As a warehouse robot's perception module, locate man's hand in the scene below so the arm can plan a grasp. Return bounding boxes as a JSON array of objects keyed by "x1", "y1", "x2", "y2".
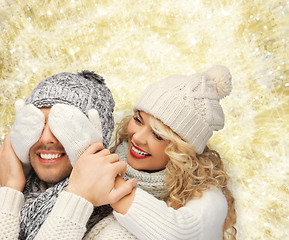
[
  {"x1": 66, "y1": 142, "x2": 137, "y2": 206},
  {"x1": 0, "y1": 133, "x2": 25, "y2": 191}
]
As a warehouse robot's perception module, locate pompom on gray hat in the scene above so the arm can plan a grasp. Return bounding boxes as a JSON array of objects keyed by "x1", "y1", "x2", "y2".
[
  {"x1": 134, "y1": 65, "x2": 232, "y2": 154},
  {"x1": 26, "y1": 70, "x2": 115, "y2": 148}
]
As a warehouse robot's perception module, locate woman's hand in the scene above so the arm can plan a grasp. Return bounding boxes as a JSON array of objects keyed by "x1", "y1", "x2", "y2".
[
  {"x1": 66, "y1": 142, "x2": 137, "y2": 206},
  {"x1": 110, "y1": 176, "x2": 137, "y2": 215},
  {"x1": 0, "y1": 133, "x2": 26, "y2": 192}
]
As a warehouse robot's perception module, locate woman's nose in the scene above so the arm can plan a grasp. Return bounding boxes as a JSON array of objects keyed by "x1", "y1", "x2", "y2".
[{"x1": 132, "y1": 126, "x2": 149, "y2": 146}]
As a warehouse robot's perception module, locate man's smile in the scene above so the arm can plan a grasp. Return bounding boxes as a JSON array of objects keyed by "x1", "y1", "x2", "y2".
[{"x1": 37, "y1": 151, "x2": 66, "y2": 164}]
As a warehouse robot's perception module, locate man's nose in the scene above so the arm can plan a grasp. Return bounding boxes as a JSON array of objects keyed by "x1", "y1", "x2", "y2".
[{"x1": 38, "y1": 123, "x2": 59, "y2": 145}]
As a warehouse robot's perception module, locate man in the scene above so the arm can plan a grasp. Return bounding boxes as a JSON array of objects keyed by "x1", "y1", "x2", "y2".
[{"x1": 0, "y1": 71, "x2": 134, "y2": 239}]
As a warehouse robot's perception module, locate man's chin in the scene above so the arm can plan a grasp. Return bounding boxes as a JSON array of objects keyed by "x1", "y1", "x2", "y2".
[
  {"x1": 30, "y1": 157, "x2": 73, "y2": 187},
  {"x1": 38, "y1": 174, "x2": 69, "y2": 187},
  {"x1": 33, "y1": 168, "x2": 71, "y2": 187}
]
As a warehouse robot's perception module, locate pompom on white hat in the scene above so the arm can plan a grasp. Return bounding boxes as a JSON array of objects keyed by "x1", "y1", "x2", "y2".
[{"x1": 134, "y1": 65, "x2": 232, "y2": 154}]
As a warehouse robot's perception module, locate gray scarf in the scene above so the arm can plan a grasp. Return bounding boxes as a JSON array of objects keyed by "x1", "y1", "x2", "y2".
[
  {"x1": 19, "y1": 171, "x2": 112, "y2": 240},
  {"x1": 19, "y1": 141, "x2": 167, "y2": 239},
  {"x1": 115, "y1": 141, "x2": 169, "y2": 200}
]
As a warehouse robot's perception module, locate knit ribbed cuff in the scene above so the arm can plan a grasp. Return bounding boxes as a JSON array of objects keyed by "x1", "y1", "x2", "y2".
[
  {"x1": 0, "y1": 187, "x2": 24, "y2": 216},
  {"x1": 50, "y1": 191, "x2": 94, "y2": 226},
  {"x1": 113, "y1": 188, "x2": 202, "y2": 239}
]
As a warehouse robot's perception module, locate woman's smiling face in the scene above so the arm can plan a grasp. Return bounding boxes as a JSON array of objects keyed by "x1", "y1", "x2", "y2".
[{"x1": 126, "y1": 111, "x2": 170, "y2": 172}]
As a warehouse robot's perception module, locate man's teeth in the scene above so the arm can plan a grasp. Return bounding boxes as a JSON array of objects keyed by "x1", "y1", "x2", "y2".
[
  {"x1": 132, "y1": 145, "x2": 150, "y2": 156},
  {"x1": 40, "y1": 153, "x2": 62, "y2": 160}
]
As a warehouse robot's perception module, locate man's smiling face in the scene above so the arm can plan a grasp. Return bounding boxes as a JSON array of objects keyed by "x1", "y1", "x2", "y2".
[{"x1": 29, "y1": 108, "x2": 72, "y2": 187}]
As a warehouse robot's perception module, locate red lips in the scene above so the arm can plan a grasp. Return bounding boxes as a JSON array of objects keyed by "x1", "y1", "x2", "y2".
[{"x1": 130, "y1": 141, "x2": 151, "y2": 159}]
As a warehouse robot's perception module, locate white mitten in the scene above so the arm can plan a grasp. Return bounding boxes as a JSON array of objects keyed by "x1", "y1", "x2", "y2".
[
  {"x1": 10, "y1": 99, "x2": 45, "y2": 167},
  {"x1": 48, "y1": 104, "x2": 103, "y2": 166}
]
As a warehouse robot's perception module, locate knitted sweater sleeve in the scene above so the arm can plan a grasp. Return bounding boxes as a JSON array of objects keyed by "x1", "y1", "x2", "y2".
[
  {"x1": 0, "y1": 187, "x2": 24, "y2": 239},
  {"x1": 34, "y1": 191, "x2": 94, "y2": 240},
  {"x1": 113, "y1": 187, "x2": 228, "y2": 240}
]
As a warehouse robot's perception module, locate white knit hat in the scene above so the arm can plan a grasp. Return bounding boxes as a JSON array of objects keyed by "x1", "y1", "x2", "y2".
[{"x1": 133, "y1": 65, "x2": 232, "y2": 154}]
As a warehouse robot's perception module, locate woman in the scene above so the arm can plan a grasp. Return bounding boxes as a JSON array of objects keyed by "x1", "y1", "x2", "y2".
[{"x1": 85, "y1": 65, "x2": 237, "y2": 239}]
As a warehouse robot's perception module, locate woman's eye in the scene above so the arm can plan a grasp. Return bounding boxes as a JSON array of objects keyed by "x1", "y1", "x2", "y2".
[
  {"x1": 153, "y1": 132, "x2": 163, "y2": 141},
  {"x1": 133, "y1": 116, "x2": 142, "y2": 124}
]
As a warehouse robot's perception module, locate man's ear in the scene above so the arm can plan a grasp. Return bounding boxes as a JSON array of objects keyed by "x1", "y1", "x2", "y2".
[{"x1": 88, "y1": 109, "x2": 103, "y2": 139}]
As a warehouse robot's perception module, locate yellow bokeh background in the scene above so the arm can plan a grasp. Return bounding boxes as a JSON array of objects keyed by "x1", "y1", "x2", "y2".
[{"x1": 0, "y1": 1, "x2": 288, "y2": 239}]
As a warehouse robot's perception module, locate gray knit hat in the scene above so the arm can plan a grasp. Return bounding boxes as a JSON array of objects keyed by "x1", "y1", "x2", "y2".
[
  {"x1": 26, "y1": 70, "x2": 115, "y2": 148},
  {"x1": 134, "y1": 65, "x2": 232, "y2": 154}
]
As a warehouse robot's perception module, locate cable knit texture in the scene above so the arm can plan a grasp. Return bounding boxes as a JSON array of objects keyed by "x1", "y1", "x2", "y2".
[
  {"x1": 0, "y1": 142, "x2": 227, "y2": 239},
  {"x1": 34, "y1": 191, "x2": 94, "y2": 240},
  {"x1": 113, "y1": 187, "x2": 228, "y2": 240},
  {"x1": 0, "y1": 187, "x2": 24, "y2": 239},
  {"x1": 84, "y1": 214, "x2": 137, "y2": 239},
  {"x1": 134, "y1": 65, "x2": 232, "y2": 154},
  {"x1": 88, "y1": 142, "x2": 228, "y2": 240}
]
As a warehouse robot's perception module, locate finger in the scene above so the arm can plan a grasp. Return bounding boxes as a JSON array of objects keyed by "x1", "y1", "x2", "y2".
[
  {"x1": 108, "y1": 179, "x2": 137, "y2": 203},
  {"x1": 113, "y1": 161, "x2": 127, "y2": 177},
  {"x1": 94, "y1": 148, "x2": 111, "y2": 157},
  {"x1": 85, "y1": 142, "x2": 104, "y2": 154},
  {"x1": 105, "y1": 153, "x2": 119, "y2": 163}
]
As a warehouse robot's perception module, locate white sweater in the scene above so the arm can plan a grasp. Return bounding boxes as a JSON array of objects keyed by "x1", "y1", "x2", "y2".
[
  {"x1": 0, "y1": 185, "x2": 227, "y2": 239},
  {"x1": 0, "y1": 187, "x2": 94, "y2": 239},
  {"x1": 0, "y1": 187, "x2": 24, "y2": 239},
  {"x1": 86, "y1": 186, "x2": 228, "y2": 240},
  {"x1": 113, "y1": 187, "x2": 227, "y2": 240}
]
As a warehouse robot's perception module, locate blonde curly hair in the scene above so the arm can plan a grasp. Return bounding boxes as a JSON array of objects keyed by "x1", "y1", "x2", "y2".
[{"x1": 111, "y1": 113, "x2": 237, "y2": 240}]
